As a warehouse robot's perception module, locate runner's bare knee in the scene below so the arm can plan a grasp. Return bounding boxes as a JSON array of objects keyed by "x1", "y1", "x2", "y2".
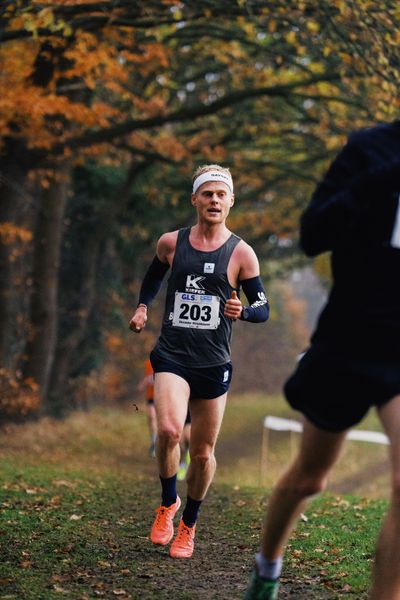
[
  {"x1": 278, "y1": 463, "x2": 328, "y2": 498},
  {"x1": 190, "y1": 448, "x2": 215, "y2": 471},
  {"x1": 157, "y1": 424, "x2": 182, "y2": 447}
]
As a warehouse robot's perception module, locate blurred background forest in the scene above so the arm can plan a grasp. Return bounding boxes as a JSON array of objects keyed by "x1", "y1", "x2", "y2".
[{"x1": 0, "y1": 0, "x2": 399, "y2": 421}]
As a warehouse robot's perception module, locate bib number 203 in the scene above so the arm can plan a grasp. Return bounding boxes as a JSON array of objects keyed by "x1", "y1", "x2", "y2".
[
  {"x1": 179, "y1": 303, "x2": 211, "y2": 322},
  {"x1": 172, "y1": 292, "x2": 220, "y2": 329}
]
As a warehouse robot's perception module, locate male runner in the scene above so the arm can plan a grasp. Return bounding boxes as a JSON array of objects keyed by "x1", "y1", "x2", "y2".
[
  {"x1": 129, "y1": 164, "x2": 269, "y2": 558},
  {"x1": 244, "y1": 120, "x2": 400, "y2": 599}
]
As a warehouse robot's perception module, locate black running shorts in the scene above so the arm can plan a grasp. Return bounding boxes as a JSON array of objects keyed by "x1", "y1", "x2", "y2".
[
  {"x1": 150, "y1": 351, "x2": 232, "y2": 400},
  {"x1": 284, "y1": 343, "x2": 400, "y2": 432}
]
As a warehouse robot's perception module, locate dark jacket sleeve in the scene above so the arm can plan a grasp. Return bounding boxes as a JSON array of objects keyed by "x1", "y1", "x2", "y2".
[
  {"x1": 300, "y1": 130, "x2": 400, "y2": 257},
  {"x1": 300, "y1": 135, "x2": 367, "y2": 256}
]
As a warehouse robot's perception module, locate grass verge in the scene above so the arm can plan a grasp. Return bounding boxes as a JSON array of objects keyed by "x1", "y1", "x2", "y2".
[{"x1": 0, "y1": 400, "x2": 389, "y2": 599}]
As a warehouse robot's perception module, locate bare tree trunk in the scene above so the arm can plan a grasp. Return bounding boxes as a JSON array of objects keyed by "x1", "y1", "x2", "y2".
[
  {"x1": 47, "y1": 228, "x2": 100, "y2": 411},
  {"x1": 0, "y1": 178, "x2": 18, "y2": 369},
  {"x1": 0, "y1": 150, "x2": 34, "y2": 369},
  {"x1": 21, "y1": 165, "x2": 70, "y2": 401},
  {"x1": 47, "y1": 159, "x2": 150, "y2": 409}
]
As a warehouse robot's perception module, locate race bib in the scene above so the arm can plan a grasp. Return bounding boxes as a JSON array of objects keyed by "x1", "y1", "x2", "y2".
[
  {"x1": 390, "y1": 194, "x2": 400, "y2": 249},
  {"x1": 172, "y1": 292, "x2": 220, "y2": 329}
]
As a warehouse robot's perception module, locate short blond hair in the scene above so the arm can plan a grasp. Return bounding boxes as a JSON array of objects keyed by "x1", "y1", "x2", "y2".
[{"x1": 192, "y1": 164, "x2": 232, "y2": 184}]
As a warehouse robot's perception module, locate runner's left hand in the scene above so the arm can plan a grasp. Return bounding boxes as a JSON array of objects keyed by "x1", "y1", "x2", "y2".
[{"x1": 224, "y1": 290, "x2": 242, "y2": 321}]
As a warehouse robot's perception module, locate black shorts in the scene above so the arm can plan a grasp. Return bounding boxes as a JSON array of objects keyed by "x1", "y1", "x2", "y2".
[
  {"x1": 284, "y1": 343, "x2": 400, "y2": 432},
  {"x1": 146, "y1": 398, "x2": 154, "y2": 406},
  {"x1": 150, "y1": 351, "x2": 233, "y2": 400}
]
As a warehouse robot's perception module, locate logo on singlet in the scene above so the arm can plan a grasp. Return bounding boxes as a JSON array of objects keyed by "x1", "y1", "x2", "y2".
[{"x1": 186, "y1": 274, "x2": 206, "y2": 293}]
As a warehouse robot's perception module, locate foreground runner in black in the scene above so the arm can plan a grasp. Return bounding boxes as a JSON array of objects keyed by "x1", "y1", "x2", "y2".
[
  {"x1": 245, "y1": 120, "x2": 400, "y2": 600},
  {"x1": 129, "y1": 164, "x2": 269, "y2": 558}
]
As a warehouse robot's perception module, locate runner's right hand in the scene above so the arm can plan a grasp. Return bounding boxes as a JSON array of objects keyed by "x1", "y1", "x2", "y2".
[{"x1": 129, "y1": 306, "x2": 147, "y2": 333}]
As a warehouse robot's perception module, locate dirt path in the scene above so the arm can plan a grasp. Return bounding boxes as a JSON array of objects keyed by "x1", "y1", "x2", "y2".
[
  {"x1": 130, "y1": 481, "x2": 340, "y2": 600},
  {"x1": 0, "y1": 407, "x2": 372, "y2": 599}
]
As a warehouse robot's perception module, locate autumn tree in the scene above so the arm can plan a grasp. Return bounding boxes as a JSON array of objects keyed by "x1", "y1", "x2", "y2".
[{"x1": 0, "y1": 0, "x2": 398, "y2": 418}]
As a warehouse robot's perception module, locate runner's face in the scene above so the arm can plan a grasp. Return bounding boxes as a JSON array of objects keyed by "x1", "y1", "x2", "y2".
[{"x1": 191, "y1": 181, "x2": 234, "y2": 224}]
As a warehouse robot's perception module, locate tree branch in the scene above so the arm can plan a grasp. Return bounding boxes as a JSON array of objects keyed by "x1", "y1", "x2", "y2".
[{"x1": 56, "y1": 71, "x2": 340, "y2": 153}]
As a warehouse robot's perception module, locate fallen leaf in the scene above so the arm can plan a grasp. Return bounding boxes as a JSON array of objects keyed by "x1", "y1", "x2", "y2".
[
  {"x1": 300, "y1": 513, "x2": 308, "y2": 522},
  {"x1": 97, "y1": 560, "x2": 111, "y2": 568},
  {"x1": 53, "y1": 479, "x2": 75, "y2": 488},
  {"x1": 20, "y1": 561, "x2": 32, "y2": 569},
  {"x1": 53, "y1": 585, "x2": 69, "y2": 594},
  {"x1": 235, "y1": 500, "x2": 247, "y2": 507}
]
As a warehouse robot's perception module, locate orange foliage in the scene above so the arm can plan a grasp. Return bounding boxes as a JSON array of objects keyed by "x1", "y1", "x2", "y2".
[
  {"x1": 313, "y1": 253, "x2": 332, "y2": 287},
  {"x1": 0, "y1": 223, "x2": 32, "y2": 245},
  {"x1": 0, "y1": 1, "x2": 398, "y2": 168},
  {"x1": 127, "y1": 131, "x2": 188, "y2": 162},
  {"x1": 0, "y1": 9, "x2": 172, "y2": 154},
  {"x1": 101, "y1": 364, "x2": 131, "y2": 403},
  {"x1": 228, "y1": 211, "x2": 272, "y2": 234},
  {"x1": 0, "y1": 370, "x2": 41, "y2": 420},
  {"x1": 278, "y1": 282, "x2": 310, "y2": 350}
]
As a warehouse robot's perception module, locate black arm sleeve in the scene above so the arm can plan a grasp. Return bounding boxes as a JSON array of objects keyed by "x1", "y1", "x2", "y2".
[
  {"x1": 138, "y1": 255, "x2": 170, "y2": 306},
  {"x1": 239, "y1": 276, "x2": 269, "y2": 323},
  {"x1": 301, "y1": 130, "x2": 400, "y2": 257},
  {"x1": 300, "y1": 137, "x2": 366, "y2": 257}
]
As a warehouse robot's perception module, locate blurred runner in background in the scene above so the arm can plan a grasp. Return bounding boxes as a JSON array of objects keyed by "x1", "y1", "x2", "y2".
[{"x1": 137, "y1": 358, "x2": 157, "y2": 457}]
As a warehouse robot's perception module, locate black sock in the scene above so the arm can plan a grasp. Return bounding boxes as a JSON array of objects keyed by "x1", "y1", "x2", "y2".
[
  {"x1": 182, "y1": 496, "x2": 202, "y2": 527},
  {"x1": 159, "y1": 475, "x2": 177, "y2": 507}
]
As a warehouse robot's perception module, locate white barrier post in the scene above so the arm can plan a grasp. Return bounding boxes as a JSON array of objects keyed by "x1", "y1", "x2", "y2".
[
  {"x1": 261, "y1": 415, "x2": 389, "y2": 480},
  {"x1": 260, "y1": 425, "x2": 269, "y2": 486}
]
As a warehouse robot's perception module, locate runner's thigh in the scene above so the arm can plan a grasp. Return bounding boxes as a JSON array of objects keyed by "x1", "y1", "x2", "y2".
[
  {"x1": 154, "y1": 372, "x2": 190, "y2": 430},
  {"x1": 189, "y1": 394, "x2": 227, "y2": 449},
  {"x1": 377, "y1": 395, "x2": 400, "y2": 484},
  {"x1": 296, "y1": 418, "x2": 347, "y2": 474}
]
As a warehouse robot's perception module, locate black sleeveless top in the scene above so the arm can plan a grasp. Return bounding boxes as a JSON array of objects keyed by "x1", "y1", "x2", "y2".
[{"x1": 153, "y1": 227, "x2": 241, "y2": 367}]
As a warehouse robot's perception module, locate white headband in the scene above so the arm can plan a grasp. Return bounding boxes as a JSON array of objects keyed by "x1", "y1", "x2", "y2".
[{"x1": 192, "y1": 171, "x2": 234, "y2": 194}]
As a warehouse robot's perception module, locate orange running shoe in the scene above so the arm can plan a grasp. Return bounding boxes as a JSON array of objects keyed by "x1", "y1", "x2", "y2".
[
  {"x1": 169, "y1": 519, "x2": 196, "y2": 558},
  {"x1": 150, "y1": 496, "x2": 181, "y2": 545}
]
